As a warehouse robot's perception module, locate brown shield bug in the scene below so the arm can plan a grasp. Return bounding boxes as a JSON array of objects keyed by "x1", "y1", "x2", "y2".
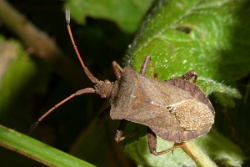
[{"x1": 33, "y1": 8, "x2": 215, "y2": 156}]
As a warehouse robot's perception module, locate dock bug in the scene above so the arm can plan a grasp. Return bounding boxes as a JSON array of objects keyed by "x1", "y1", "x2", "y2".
[{"x1": 33, "y1": 8, "x2": 215, "y2": 156}]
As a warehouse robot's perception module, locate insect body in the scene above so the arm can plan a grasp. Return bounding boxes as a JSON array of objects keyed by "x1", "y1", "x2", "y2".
[
  {"x1": 109, "y1": 66, "x2": 215, "y2": 144},
  {"x1": 35, "y1": 9, "x2": 215, "y2": 156}
]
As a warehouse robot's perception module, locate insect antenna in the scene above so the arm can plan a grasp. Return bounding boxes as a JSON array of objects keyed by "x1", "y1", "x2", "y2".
[
  {"x1": 29, "y1": 9, "x2": 98, "y2": 133},
  {"x1": 65, "y1": 8, "x2": 99, "y2": 84},
  {"x1": 29, "y1": 88, "x2": 96, "y2": 134}
]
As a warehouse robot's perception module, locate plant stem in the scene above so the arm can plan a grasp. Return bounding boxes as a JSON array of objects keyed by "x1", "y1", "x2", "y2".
[{"x1": 183, "y1": 141, "x2": 217, "y2": 167}]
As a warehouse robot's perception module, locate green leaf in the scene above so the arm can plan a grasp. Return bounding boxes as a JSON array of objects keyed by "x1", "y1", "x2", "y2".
[
  {"x1": 125, "y1": 0, "x2": 250, "y2": 105},
  {"x1": 197, "y1": 78, "x2": 242, "y2": 107},
  {"x1": 65, "y1": 0, "x2": 154, "y2": 33},
  {"x1": 0, "y1": 125, "x2": 96, "y2": 167}
]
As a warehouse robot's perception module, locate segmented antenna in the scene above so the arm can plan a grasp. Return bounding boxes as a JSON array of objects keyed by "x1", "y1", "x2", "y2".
[
  {"x1": 28, "y1": 9, "x2": 99, "y2": 134},
  {"x1": 29, "y1": 87, "x2": 96, "y2": 134},
  {"x1": 65, "y1": 8, "x2": 99, "y2": 83}
]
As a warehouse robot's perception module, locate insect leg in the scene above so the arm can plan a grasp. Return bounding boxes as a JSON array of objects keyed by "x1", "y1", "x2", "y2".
[
  {"x1": 114, "y1": 120, "x2": 128, "y2": 142},
  {"x1": 114, "y1": 120, "x2": 139, "y2": 142},
  {"x1": 147, "y1": 128, "x2": 185, "y2": 155},
  {"x1": 112, "y1": 61, "x2": 123, "y2": 79},
  {"x1": 140, "y1": 56, "x2": 154, "y2": 78},
  {"x1": 179, "y1": 70, "x2": 198, "y2": 83}
]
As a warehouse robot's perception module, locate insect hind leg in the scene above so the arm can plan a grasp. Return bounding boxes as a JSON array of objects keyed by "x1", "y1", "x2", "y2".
[
  {"x1": 179, "y1": 70, "x2": 198, "y2": 83},
  {"x1": 147, "y1": 128, "x2": 186, "y2": 155}
]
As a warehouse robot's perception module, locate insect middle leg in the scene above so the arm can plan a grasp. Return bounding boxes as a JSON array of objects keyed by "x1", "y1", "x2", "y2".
[
  {"x1": 114, "y1": 120, "x2": 127, "y2": 142},
  {"x1": 114, "y1": 120, "x2": 139, "y2": 142}
]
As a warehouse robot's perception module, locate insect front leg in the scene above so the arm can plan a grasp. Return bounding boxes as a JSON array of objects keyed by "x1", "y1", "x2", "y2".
[
  {"x1": 179, "y1": 70, "x2": 198, "y2": 83},
  {"x1": 147, "y1": 128, "x2": 185, "y2": 155},
  {"x1": 112, "y1": 61, "x2": 123, "y2": 79}
]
